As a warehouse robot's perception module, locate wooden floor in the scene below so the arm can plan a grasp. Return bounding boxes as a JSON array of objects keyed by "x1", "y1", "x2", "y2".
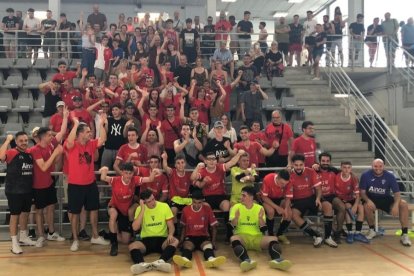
[{"x1": 1, "y1": 235, "x2": 414, "y2": 276}]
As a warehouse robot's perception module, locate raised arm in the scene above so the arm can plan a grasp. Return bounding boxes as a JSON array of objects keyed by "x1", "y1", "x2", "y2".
[
  {"x1": 161, "y1": 151, "x2": 173, "y2": 175},
  {"x1": 65, "y1": 118, "x2": 80, "y2": 150},
  {"x1": 224, "y1": 149, "x2": 245, "y2": 171},
  {"x1": 97, "y1": 112, "x2": 107, "y2": 148},
  {"x1": 0, "y1": 135, "x2": 14, "y2": 162},
  {"x1": 55, "y1": 106, "x2": 69, "y2": 143}
]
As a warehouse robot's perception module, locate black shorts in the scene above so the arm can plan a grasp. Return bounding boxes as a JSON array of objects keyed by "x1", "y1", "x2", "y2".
[
  {"x1": 183, "y1": 236, "x2": 210, "y2": 250},
  {"x1": 278, "y1": 42, "x2": 289, "y2": 56},
  {"x1": 305, "y1": 36, "x2": 315, "y2": 46},
  {"x1": 321, "y1": 194, "x2": 336, "y2": 204},
  {"x1": 6, "y1": 193, "x2": 33, "y2": 215},
  {"x1": 68, "y1": 182, "x2": 99, "y2": 214},
  {"x1": 33, "y1": 185, "x2": 57, "y2": 209},
  {"x1": 270, "y1": 198, "x2": 283, "y2": 206},
  {"x1": 116, "y1": 210, "x2": 131, "y2": 233},
  {"x1": 26, "y1": 35, "x2": 41, "y2": 48},
  {"x1": 205, "y1": 195, "x2": 229, "y2": 210},
  {"x1": 369, "y1": 196, "x2": 394, "y2": 214},
  {"x1": 169, "y1": 202, "x2": 187, "y2": 211},
  {"x1": 141, "y1": 237, "x2": 167, "y2": 255},
  {"x1": 292, "y1": 195, "x2": 319, "y2": 215}
]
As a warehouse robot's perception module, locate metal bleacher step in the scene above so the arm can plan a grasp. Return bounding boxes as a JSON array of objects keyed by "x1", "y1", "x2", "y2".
[
  {"x1": 320, "y1": 141, "x2": 369, "y2": 152},
  {"x1": 303, "y1": 106, "x2": 346, "y2": 117},
  {"x1": 316, "y1": 132, "x2": 362, "y2": 143},
  {"x1": 297, "y1": 99, "x2": 340, "y2": 106},
  {"x1": 305, "y1": 115, "x2": 350, "y2": 124}
]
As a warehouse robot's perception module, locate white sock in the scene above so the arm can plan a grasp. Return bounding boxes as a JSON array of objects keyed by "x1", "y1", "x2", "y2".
[
  {"x1": 11, "y1": 235, "x2": 18, "y2": 243},
  {"x1": 19, "y1": 230, "x2": 27, "y2": 238}
]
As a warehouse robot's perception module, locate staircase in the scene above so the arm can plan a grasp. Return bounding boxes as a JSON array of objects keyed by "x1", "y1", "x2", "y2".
[{"x1": 283, "y1": 67, "x2": 374, "y2": 166}]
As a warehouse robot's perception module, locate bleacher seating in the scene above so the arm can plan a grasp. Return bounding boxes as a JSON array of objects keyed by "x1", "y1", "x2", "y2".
[
  {"x1": 12, "y1": 97, "x2": 33, "y2": 113},
  {"x1": 0, "y1": 58, "x2": 15, "y2": 70},
  {"x1": 23, "y1": 74, "x2": 43, "y2": 90},
  {"x1": 1, "y1": 123, "x2": 23, "y2": 137},
  {"x1": 281, "y1": 96, "x2": 304, "y2": 122},
  {"x1": 1, "y1": 75, "x2": 23, "y2": 90}
]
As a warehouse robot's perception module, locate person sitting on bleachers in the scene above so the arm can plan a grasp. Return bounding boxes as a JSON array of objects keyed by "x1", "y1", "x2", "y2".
[
  {"x1": 173, "y1": 124, "x2": 203, "y2": 168},
  {"x1": 265, "y1": 42, "x2": 284, "y2": 80},
  {"x1": 229, "y1": 152, "x2": 258, "y2": 206},
  {"x1": 211, "y1": 41, "x2": 234, "y2": 79},
  {"x1": 136, "y1": 155, "x2": 168, "y2": 202},
  {"x1": 208, "y1": 114, "x2": 237, "y2": 144}
]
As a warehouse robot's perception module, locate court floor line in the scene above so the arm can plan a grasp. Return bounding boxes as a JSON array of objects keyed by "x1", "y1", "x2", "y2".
[
  {"x1": 379, "y1": 242, "x2": 414, "y2": 261},
  {"x1": 0, "y1": 252, "x2": 107, "y2": 259},
  {"x1": 361, "y1": 244, "x2": 414, "y2": 274},
  {"x1": 194, "y1": 252, "x2": 207, "y2": 276},
  {"x1": 173, "y1": 262, "x2": 181, "y2": 276}
]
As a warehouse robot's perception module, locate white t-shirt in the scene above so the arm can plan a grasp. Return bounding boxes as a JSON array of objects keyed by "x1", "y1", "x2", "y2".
[
  {"x1": 94, "y1": 43, "x2": 106, "y2": 70},
  {"x1": 23, "y1": 17, "x2": 41, "y2": 35},
  {"x1": 303, "y1": 19, "x2": 318, "y2": 37}
]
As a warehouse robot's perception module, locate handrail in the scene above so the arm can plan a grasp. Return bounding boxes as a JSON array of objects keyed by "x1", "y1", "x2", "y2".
[
  {"x1": 324, "y1": 51, "x2": 414, "y2": 194},
  {"x1": 389, "y1": 37, "x2": 414, "y2": 93}
]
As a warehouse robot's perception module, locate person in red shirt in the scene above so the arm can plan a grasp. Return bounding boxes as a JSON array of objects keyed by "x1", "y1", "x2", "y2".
[
  {"x1": 214, "y1": 12, "x2": 231, "y2": 47},
  {"x1": 69, "y1": 96, "x2": 95, "y2": 136},
  {"x1": 100, "y1": 162, "x2": 159, "y2": 256},
  {"x1": 264, "y1": 110, "x2": 294, "y2": 168},
  {"x1": 335, "y1": 161, "x2": 369, "y2": 244},
  {"x1": 29, "y1": 127, "x2": 65, "y2": 247},
  {"x1": 52, "y1": 60, "x2": 78, "y2": 83},
  {"x1": 314, "y1": 152, "x2": 341, "y2": 247},
  {"x1": 188, "y1": 79, "x2": 211, "y2": 125},
  {"x1": 290, "y1": 121, "x2": 316, "y2": 168},
  {"x1": 136, "y1": 155, "x2": 169, "y2": 202},
  {"x1": 234, "y1": 125, "x2": 277, "y2": 167},
  {"x1": 60, "y1": 79, "x2": 84, "y2": 110},
  {"x1": 113, "y1": 127, "x2": 148, "y2": 175},
  {"x1": 49, "y1": 101, "x2": 68, "y2": 135},
  {"x1": 260, "y1": 170, "x2": 292, "y2": 244},
  {"x1": 134, "y1": 57, "x2": 155, "y2": 88},
  {"x1": 64, "y1": 114, "x2": 109, "y2": 252},
  {"x1": 161, "y1": 104, "x2": 184, "y2": 166},
  {"x1": 213, "y1": 70, "x2": 242, "y2": 116},
  {"x1": 160, "y1": 82, "x2": 188, "y2": 119},
  {"x1": 191, "y1": 149, "x2": 246, "y2": 241},
  {"x1": 104, "y1": 74, "x2": 123, "y2": 98},
  {"x1": 172, "y1": 189, "x2": 226, "y2": 269},
  {"x1": 290, "y1": 154, "x2": 324, "y2": 247}
]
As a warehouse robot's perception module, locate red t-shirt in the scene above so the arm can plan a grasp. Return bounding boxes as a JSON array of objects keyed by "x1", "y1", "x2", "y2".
[
  {"x1": 52, "y1": 71, "x2": 77, "y2": 82},
  {"x1": 234, "y1": 141, "x2": 263, "y2": 167},
  {"x1": 215, "y1": 20, "x2": 231, "y2": 41},
  {"x1": 164, "y1": 29, "x2": 179, "y2": 50},
  {"x1": 161, "y1": 116, "x2": 182, "y2": 149},
  {"x1": 70, "y1": 109, "x2": 93, "y2": 127},
  {"x1": 168, "y1": 169, "x2": 192, "y2": 199},
  {"x1": 108, "y1": 176, "x2": 142, "y2": 215},
  {"x1": 318, "y1": 170, "x2": 336, "y2": 196},
  {"x1": 61, "y1": 89, "x2": 84, "y2": 110},
  {"x1": 197, "y1": 164, "x2": 226, "y2": 196},
  {"x1": 335, "y1": 174, "x2": 359, "y2": 202},
  {"x1": 261, "y1": 173, "x2": 293, "y2": 199},
  {"x1": 264, "y1": 123, "x2": 293, "y2": 156},
  {"x1": 49, "y1": 113, "x2": 64, "y2": 133},
  {"x1": 141, "y1": 114, "x2": 161, "y2": 134},
  {"x1": 136, "y1": 167, "x2": 168, "y2": 198},
  {"x1": 161, "y1": 94, "x2": 182, "y2": 119},
  {"x1": 290, "y1": 168, "x2": 321, "y2": 200},
  {"x1": 64, "y1": 139, "x2": 98, "y2": 185},
  {"x1": 292, "y1": 136, "x2": 317, "y2": 167},
  {"x1": 116, "y1": 143, "x2": 148, "y2": 165},
  {"x1": 249, "y1": 131, "x2": 267, "y2": 164},
  {"x1": 30, "y1": 138, "x2": 59, "y2": 189},
  {"x1": 191, "y1": 98, "x2": 211, "y2": 125},
  {"x1": 223, "y1": 85, "x2": 233, "y2": 113},
  {"x1": 135, "y1": 67, "x2": 155, "y2": 87},
  {"x1": 181, "y1": 204, "x2": 218, "y2": 237}
]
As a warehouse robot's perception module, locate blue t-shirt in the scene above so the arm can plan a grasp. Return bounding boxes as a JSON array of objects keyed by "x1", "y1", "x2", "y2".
[{"x1": 359, "y1": 169, "x2": 399, "y2": 198}]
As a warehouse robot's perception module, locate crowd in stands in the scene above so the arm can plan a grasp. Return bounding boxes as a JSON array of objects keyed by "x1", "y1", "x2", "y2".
[{"x1": 0, "y1": 4, "x2": 413, "y2": 275}]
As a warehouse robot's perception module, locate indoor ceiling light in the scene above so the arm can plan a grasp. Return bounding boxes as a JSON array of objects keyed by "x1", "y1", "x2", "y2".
[
  {"x1": 273, "y1": 12, "x2": 288, "y2": 17},
  {"x1": 216, "y1": 11, "x2": 229, "y2": 17},
  {"x1": 222, "y1": 0, "x2": 237, "y2": 2},
  {"x1": 288, "y1": 0, "x2": 304, "y2": 3},
  {"x1": 334, "y1": 94, "x2": 349, "y2": 98}
]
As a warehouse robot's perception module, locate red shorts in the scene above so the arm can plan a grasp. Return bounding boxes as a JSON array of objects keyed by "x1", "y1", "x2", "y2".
[{"x1": 289, "y1": 43, "x2": 302, "y2": 53}]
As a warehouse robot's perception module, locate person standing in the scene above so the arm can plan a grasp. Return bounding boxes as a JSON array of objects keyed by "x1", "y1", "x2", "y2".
[
  {"x1": 1, "y1": 8, "x2": 20, "y2": 58},
  {"x1": 348, "y1": 14, "x2": 365, "y2": 66},
  {"x1": 382, "y1": 12, "x2": 399, "y2": 67},
  {"x1": 274, "y1": 17, "x2": 290, "y2": 61},
  {"x1": 289, "y1": 121, "x2": 316, "y2": 168},
  {"x1": 287, "y1": 15, "x2": 303, "y2": 66},
  {"x1": 179, "y1": 18, "x2": 200, "y2": 64},
  {"x1": 330, "y1": 12, "x2": 345, "y2": 66},
  {"x1": 87, "y1": 4, "x2": 107, "y2": 31},
  {"x1": 64, "y1": 114, "x2": 109, "y2": 252},
  {"x1": 303, "y1": 11, "x2": 318, "y2": 66},
  {"x1": 41, "y1": 10, "x2": 57, "y2": 59},
  {"x1": 0, "y1": 133, "x2": 37, "y2": 254},
  {"x1": 23, "y1": 8, "x2": 41, "y2": 60},
  {"x1": 240, "y1": 81, "x2": 269, "y2": 128},
  {"x1": 401, "y1": 17, "x2": 414, "y2": 67},
  {"x1": 365, "y1": 17, "x2": 383, "y2": 67},
  {"x1": 237, "y1": 11, "x2": 253, "y2": 56}
]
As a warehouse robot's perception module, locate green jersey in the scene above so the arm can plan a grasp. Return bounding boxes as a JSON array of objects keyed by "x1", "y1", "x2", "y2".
[
  {"x1": 230, "y1": 166, "x2": 257, "y2": 205},
  {"x1": 230, "y1": 202, "x2": 265, "y2": 236},
  {"x1": 134, "y1": 201, "x2": 174, "y2": 238}
]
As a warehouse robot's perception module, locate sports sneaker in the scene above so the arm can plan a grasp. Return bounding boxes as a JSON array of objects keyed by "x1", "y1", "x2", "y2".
[
  {"x1": 269, "y1": 259, "x2": 292, "y2": 271},
  {"x1": 173, "y1": 255, "x2": 192, "y2": 268},
  {"x1": 277, "y1": 235, "x2": 291, "y2": 245},
  {"x1": 91, "y1": 236, "x2": 110, "y2": 246},
  {"x1": 346, "y1": 233, "x2": 354, "y2": 244},
  {"x1": 11, "y1": 242, "x2": 23, "y2": 254},
  {"x1": 313, "y1": 236, "x2": 323, "y2": 248},
  {"x1": 28, "y1": 229, "x2": 36, "y2": 239},
  {"x1": 366, "y1": 229, "x2": 377, "y2": 240},
  {"x1": 354, "y1": 233, "x2": 370, "y2": 244},
  {"x1": 35, "y1": 237, "x2": 45, "y2": 248},
  {"x1": 99, "y1": 229, "x2": 110, "y2": 240},
  {"x1": 333, "y1": 231, "x2": 342, "y2": 244},
  {"x1": 79, "y1": 229, "x2": 91, "y2": 241},
  {"x1": 151, "y1": 259, "x2": 171, "y2": 272},
  {"x1": 47, "y1": 232, "x2": 65, "y2": 242},
  {"x1": 70, "y1": 240, "x2": 79, "y2": 252},
  {"x1": 110, "y1": 243, "x2": 118, "y2": 256},
  {"x1": 312, "y1": 77, "x2": 321, "y2": 81},
  {"x1": 204, "y1": 256, "x2": 226, "y2": 268},
  {"x1": 240, "y1": 260, "x2": 257, "y2": 272},
  {"x1": 130, "y1": 262, "x2": 153, "y2": 275},
  {"x1": 19, "y1": 235, "x2": 36, "y2": 246},
  {"x1": 324, "y1": 236, "x2": 338, "y2": 248},
  {"x1": 401, "y1": 234, "x2": 412, "y2": 247}
]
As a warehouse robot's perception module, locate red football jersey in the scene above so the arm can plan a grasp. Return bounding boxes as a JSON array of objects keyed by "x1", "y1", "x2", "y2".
[
  {"x1": 264, "y1": 123, "x2": 293, "y2": 156},
  {"x1": 292, "y1": 136, "x2": 317, "y2": 167},
  {"x1": 318, "y1": 170, "x2": 336, "y2": 196},
  {"x1": 49, "y1": 113, "x2": 64, "y2": 134},
  {"x1": 161, "y1": 94, "x2": 182, "y2": 118},
  {"x1": 234, "y1": 141, "x2": 262, "y2": 167},
  {"x1": 116, "y1": 143, "x2": 148, "y2": 165},
  {"x1": 261, "y1": 173, "x2": 293, "y2": 199},
  {"x1": 249, "y1": 131, "x2": 267, "y2": 164},
  {"x1": 197, "y1": 164, "x2": 227, "y2": 196},
  {"x1": 161, "y1": 116, "x2": 182, "y2": 149},
  {"x1": 70, "y1": 109, "x2": 93, "y2": 126},
  {"x1": 136, "y1": 167, "x2": 168, "y2": 198},
  {"x1": 290, "y1": 168, "x2": 321, "y2": 200},
  {"x1": 108, "y1": 176, "x2": 143, "y2": 215},
  {"x1": 168, "y1": 169, "x2": 192, "y2": 199},
  {"x1": 181, "y1": 204, "x2": 218, "y2": 237},
  {"x1": 191, "y1": 98, "x2": 211, "y2": 125},
  {"x1": 30, "y1": 138, "x2": 59, "y2": 189},
  {"x1": 335, "y1": 173, "x2": 359, "y2": 202}
]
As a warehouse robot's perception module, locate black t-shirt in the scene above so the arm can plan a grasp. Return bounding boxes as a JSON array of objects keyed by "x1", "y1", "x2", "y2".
[
  {"x1": 265, "y1": 51, "x2": 283, "y2": 63},
  {"x1": 5, "y1": 149, "x2": 33, "y2": 194},
  {"x1": 41, "y1": 19, "x2": 57, "y2": 38},
  {"x1": 105, "y1": 117, "x2": 127, "y2": 150},
  {"x1": 237, "y1": 20, "x2": 253, "y2": 39},
  {"x1": 349, "y1": 22, "x2": 365, "y2": 37},
  {"x1": 288, "y1": 23, "x2": 303, "y2": 43},
  {"x1": 43, "y1": 92, "x2": 61, "y2": 117},
  {"x1": 180, "y1": 28, "x2": 199, "y2": 50},
  {"x1": 59, "y1": 21, "x2": 72, "y2": 39},
  {"x1": 202, "y1": 137, "x2": 232, "y2": 159},
  {"x1": 365, "y1": 24, "x2": 384, "y2": 42},
  {"x1": 2, "y1": 16, "x2": 19, "y2": 34},
  {"x1": 202, "y1": 24, "x2": 215, "y2": 46},
  {"x1": 332, "y1": 21, "x2": 343, "y2": 37},
  {"x1": 174, "y1": 65, "x2": 192, "y2": 87},
  {"x1": 314, "y1": 32, "x2": 327, "y2": 50},
  {"x1": 239, "y1": 65, "x2": 258, "y2": 90}
]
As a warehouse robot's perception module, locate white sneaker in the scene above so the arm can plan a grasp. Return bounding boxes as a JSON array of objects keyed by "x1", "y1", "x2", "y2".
[
  {"x1": 47, "y1": 232, "x2": 65, "y2": 242},
  {"x1": 91, "y1": 236, "x2": 110, "y2": 245},
  {"x1": 313, "y1": 236, "x2": 323, "y2": 247},
  {"x1": 130, "y1": 262, "x2": 153, "y2": 275},
  {"x1": 70, "y1": 240, "x2": 79, "y2": 252},
  {"x1": 35, "y1": 237, "x2": 45, "y2": 248},
  {"x1": 151, "y1": 259, "x2": 171, "y2": 272},
  {"x1": 401, "y1": 234, "x2": 412, "y2": 247},
  {"x1": 324, "y1": 236, "x2": 338, "y2": 248},
  {"x1": 366, "y1": 229, "x2": 377, "y2": 240},
  {"x1": 11, "y1": 242, "x2": 23, "y2": 254},
  {"x1": 312, "y1": 77, "x2": 321, "y2": 81},
  {"x1": 19, "y1": 235, "x2": 36, "y2": 246}
]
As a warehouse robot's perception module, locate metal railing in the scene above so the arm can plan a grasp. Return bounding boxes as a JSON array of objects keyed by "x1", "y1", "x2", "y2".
[
  {"x1": 325, "y1": 51, "x2": 414, "y2": 194},
  {"x1": 388, "y1": 37, "x2": 414, "y2": 93}
]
